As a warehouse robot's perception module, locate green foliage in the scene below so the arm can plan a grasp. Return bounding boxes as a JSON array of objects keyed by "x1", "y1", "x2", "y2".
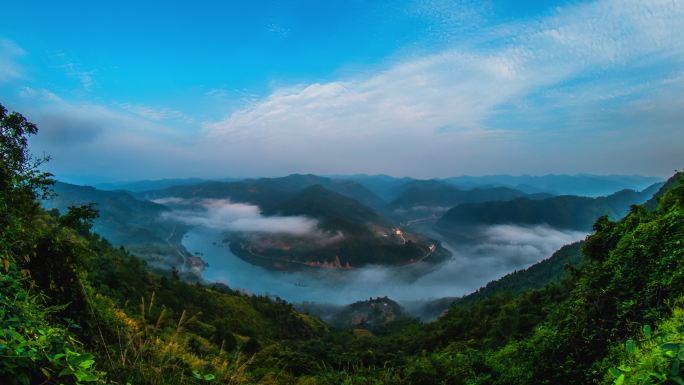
[
  {"x1": 0, "y1": 264, "x2": 105, "y2": 384},
  {"x1": 1, "y1": 103, "x2": 104, "y2": 385},
  {"x1": 60, "y1": 203, "x2": 99, "y2": 235},
  {"x1": 607, "y1": 307, "x2": 684, "y2": 385}
]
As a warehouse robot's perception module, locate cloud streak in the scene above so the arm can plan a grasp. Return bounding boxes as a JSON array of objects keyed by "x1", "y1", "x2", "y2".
[{"x1": 159, "y1": 198, "x2": 321, "y2": 236}]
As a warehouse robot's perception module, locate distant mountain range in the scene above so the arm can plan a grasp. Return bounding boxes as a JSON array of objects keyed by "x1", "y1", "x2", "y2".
[
  {"x1": 337, "y1": 173, "x2": 663, "y2": 198},
  {"x1": 436, "y1": 182, "x2": 663, "y2": 232},
  {"x1": 43, "y1": 173, "x2": 665, "y2": 275},
  {"x1": 101, "y1": 173, "x2": 663, "y2": 201},
  {"x1": 387, "y1": 179, "x2": 551, "y2": 213},
  {"x1": 441, "y1": 174, "x2": 662, "y2": 196},
  {"x1": 93, "y1": 178, "x2": 210, "y2": 192}
]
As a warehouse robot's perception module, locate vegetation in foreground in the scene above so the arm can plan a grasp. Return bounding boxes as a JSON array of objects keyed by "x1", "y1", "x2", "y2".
[{"x1": 2, "y1": 102, "x2": 684, "y2": 384}]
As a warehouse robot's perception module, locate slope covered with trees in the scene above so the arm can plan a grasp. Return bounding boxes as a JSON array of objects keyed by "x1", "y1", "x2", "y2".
[
  {"x1": 42, "y1": 182, "x2": 194, "y2": 272},
  {"x1": 437, "y1": 183, "x2": 662, "y2": 232}
]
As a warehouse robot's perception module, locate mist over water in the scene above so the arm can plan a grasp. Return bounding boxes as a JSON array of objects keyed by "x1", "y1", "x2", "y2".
[
  {"x1": 157, "y1": 198, "x2": 321, "y2": 236},
  {"x1": 182, "y1": 221, "x2": 586, "y2": 305}
]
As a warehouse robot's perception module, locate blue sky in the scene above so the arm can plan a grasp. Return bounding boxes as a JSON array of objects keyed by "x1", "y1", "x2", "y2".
[{"x1": 1, "y1": 0, "x2": 682, "y2": 182}]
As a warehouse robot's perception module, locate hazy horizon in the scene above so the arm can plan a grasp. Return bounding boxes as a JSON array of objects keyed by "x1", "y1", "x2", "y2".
[{"x1": 55, "y1": 171, "x2": 666, "y2": 188}]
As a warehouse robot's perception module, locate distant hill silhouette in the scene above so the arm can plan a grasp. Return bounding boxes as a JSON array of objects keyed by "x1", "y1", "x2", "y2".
[{"x1": 436, "y1": 183, "x2": 663, "y2": 232}]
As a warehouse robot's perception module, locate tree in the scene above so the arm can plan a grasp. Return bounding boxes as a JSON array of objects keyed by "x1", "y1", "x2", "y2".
[
  {"x1": 0, "y1": 103, "x2": 54, "y2": 258},
  {"x1": 0, "y1": 103, "x2": 53, "y2": 197},
  {"x1": 60, "y1": 203, "x2": 100, "y2": 235}
]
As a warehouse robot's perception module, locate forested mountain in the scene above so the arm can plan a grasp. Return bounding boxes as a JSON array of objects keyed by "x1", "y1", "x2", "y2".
[
  {"x1": 227, "y1": 184, "x2": 450, "y2": 268},
  {"x1": 333, "y1": 174, "x2": 416, "y2": 201},
  {"x1": 139, "y1": 173, "x2": 386, "y2": 211},
  {"x1": 3, "y1": 104, "x2": 684, "y2": 385},
  {"x1": 270, "y1": 184, "x2": 386, "y2": 235},
  {"x1": 42, "y1": 182, "x2": 194, "y2": 272},
  {"x1": 437, "y1": 182, "x2": 662, "y2": 232},
  {"x1": 444, "y1": 174, "x2": 663, "y2": 196},
  {"x1": 338, "y1": 173, "x2": 662, "y2": 200},
  {"x1": 94, "y1": 177, "x2": 209, "y2": 192},
  {"x1": 45, "y1": 182, "x2": 174, "y2": 246}
]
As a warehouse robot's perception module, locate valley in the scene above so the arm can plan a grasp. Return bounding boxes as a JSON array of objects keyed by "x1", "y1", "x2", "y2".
[{"x1": 42, "y1": 172, "x2": 659, "y2": 314}]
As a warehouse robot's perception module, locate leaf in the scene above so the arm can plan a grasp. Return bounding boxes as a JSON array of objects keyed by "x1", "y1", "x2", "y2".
[
  {"x1": 614, "y1": 373, "x2": 625, "y2": 385},
  {"x1": 609, "y1": 368, "x2": 621, "y2": 377},
  {"x1": 79, "y1": 359, "x2": 95, "y2": 368},
  {"x1": 39, "y1": 367, "x2": 51, "y2": 378},
  {"x1": 673, "y1": 376, "x2": 684, "y2": 385},
  {"x1": 672, "y1": 359, "x2": 681, "y2": 377},
  {"x1": 626, "y1": 339, "x2": 635, "y2": 355},
  {"x1": 74, "y1": 371, "x2": 99, "y2": 382},
  {"x1": 203, "y1": 373, "x2": 216, "y2": 381},
  {"x1": 644, "y1": 324, "x2": 652, "y2": 338},
  {"x1": 662, "y1": 343, "x2": 680, "y2": 351},
  {"x1": 58, "y1": 368, "x2": 74, "y2": 377},
  {"x1": 648, "y1": 371, "x2": 666, "y2": 381}
]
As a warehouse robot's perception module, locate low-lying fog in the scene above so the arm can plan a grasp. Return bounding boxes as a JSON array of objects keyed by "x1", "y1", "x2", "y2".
[{"x1": 163, "y1": 198, "x2": 587, "y2": 306}]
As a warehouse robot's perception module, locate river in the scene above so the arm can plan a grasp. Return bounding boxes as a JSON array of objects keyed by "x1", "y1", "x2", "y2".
[{"x1": 182, "y1": 223, "x2": 586, "y2": 305}]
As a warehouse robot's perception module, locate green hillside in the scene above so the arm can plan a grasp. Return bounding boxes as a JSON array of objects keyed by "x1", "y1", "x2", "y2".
[
  {"x1": 139, "y1": 173, "x2": 386, "y2": 212},
  {"x1": 269, "y1": 184, "x2": 385, "y2": 235},
  {"x1": 415, "y1": 241, "x2": 584, "y2": 320},
  {"x1": 46, "y1": 182, "x2": 175, "y2": 245},
  {"x1": 43, "y1": 182, "x2": 194, "y2": 273},
  {"x1": 228, "y1": 185, "x2": 450, "y2": 268}
]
